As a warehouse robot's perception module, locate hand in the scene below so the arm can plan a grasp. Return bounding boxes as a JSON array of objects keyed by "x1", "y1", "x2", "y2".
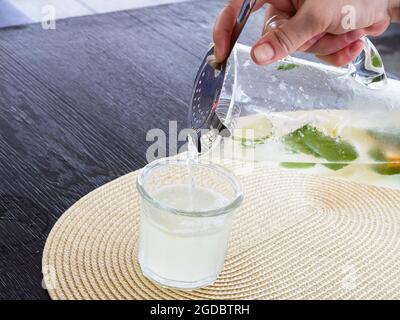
[{"x1": 213, "y1": 0, "x2": 398, "y2": 66}]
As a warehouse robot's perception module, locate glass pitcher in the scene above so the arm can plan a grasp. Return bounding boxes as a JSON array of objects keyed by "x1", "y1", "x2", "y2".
[{"x1": 205, "y1": 41, "x2": 400, "y2": 190}]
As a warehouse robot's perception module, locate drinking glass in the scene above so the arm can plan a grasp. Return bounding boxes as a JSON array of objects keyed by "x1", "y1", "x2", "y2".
[{"x1": 136, "y1": 159, "x2": 243, "y2": 290}]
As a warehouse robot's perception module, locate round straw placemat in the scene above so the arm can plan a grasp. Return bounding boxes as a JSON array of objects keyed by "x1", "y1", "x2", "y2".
[{"x1": 43, "y1": 160, "x2": 400, "y2": 300}]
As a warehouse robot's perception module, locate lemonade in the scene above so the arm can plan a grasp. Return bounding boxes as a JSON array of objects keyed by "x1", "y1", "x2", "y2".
[
  {"x1": 222, "y1": 110, "x2": 400, "y2": 189},
  {"x1": 138, "y1": 184, "x2": 233, "y2": 288},
  {"x1": 136, "y1": 159, "x2": 242, "y2": 290}
]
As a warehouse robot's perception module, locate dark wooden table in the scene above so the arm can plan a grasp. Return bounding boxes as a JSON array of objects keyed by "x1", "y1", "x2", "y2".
[{"x1": 0, "y1": 0, "x2": 399, "y2": 300}]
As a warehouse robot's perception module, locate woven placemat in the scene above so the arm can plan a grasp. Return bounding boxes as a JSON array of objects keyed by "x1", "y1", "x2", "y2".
[{"x1": 42, "y1": 161, "x2": 400, "y2": 300}]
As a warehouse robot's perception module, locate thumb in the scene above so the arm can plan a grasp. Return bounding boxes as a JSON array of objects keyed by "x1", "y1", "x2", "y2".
[{"x1": 251, "y1": 10, "x2": 323, "y2": 65}]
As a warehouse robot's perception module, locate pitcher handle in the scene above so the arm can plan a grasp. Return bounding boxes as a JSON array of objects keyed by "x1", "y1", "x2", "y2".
[{"x1": 348, "y1": 36, "x2": 387, "y2": 89}]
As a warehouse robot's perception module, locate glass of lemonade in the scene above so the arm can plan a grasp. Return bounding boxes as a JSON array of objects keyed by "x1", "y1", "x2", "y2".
[{"x1": 136, "y1": 159, "x2": 243, "y2": 290}]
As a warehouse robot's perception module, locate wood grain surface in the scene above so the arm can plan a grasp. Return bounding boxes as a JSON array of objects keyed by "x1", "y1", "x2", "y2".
[{"x1": 0, "y1": 0, "x2": 399, "y2": 299}]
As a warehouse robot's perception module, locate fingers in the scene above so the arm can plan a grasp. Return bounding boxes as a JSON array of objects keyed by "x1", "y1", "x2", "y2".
[
  {"x1": 213, "y1": 0, "x2": 266, "y2": 62},
  {"x1": 262, "y1": 6, "x2": 290, "y2": 35},
  {"x1": 389, "y1": 1, "x2": 400, "y2": 22},
  {"x1": 214, "y1": 0, "x2": 390, "y2": 67},
  {"x1": 365, "y1": 19, "x2": 391, "y2": 36},
  {"x1": 304, "y1": 29, "x2": 365, "y2": 56},
  {"x1": 298, "y1": 33, "x2": 326, "y2": 51},
  {"x1": 308, "y1": 19, "x2": 389, "y2": 66},
  {"x1": 213, "y1": 5, "x2": 237, "y2": 62},
  {"x1": 316, "y1": 39, "x2": 364, "y2": 67},
  {"x1": 251, "y1": 5, "x2": 327, "y2": 65}
]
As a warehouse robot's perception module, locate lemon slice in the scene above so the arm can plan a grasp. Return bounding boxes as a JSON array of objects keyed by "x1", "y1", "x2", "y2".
[{"x1": 232, "y1": 114, "x2": 273, "y2": 146}]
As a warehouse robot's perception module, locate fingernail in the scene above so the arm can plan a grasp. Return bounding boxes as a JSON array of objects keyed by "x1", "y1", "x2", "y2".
[{"x1": 253, "y1": 43, "x2": 275, "y2": 64}]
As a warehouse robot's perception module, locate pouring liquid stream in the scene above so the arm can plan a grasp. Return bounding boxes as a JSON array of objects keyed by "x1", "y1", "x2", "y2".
[{"x1": 187, "y1": 134, "x2": 199, "y2": 210}]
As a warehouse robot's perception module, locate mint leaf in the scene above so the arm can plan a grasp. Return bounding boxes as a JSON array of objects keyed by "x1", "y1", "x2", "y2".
[
  {"x1": 322, "y1": 163, "x2": 348, "y2": 171},
  {"x1": 280, "y1": 162, "x2": 315, "y2": 169},
  {"x1": 283, "y1": 125, "x2": 358, "y2": 170},
  {"x1": 369, "y1": 148, "x2": 400, "y2": 175},
  {"x1": 276, "y1": 63, "x2": 299, "y2": 71},
  {"x1": 371, "y1": 55, "x2": 382, "y2": 68},
  {"x1": 371, "y1": 164, "x2": 400, "y2": 176}
]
